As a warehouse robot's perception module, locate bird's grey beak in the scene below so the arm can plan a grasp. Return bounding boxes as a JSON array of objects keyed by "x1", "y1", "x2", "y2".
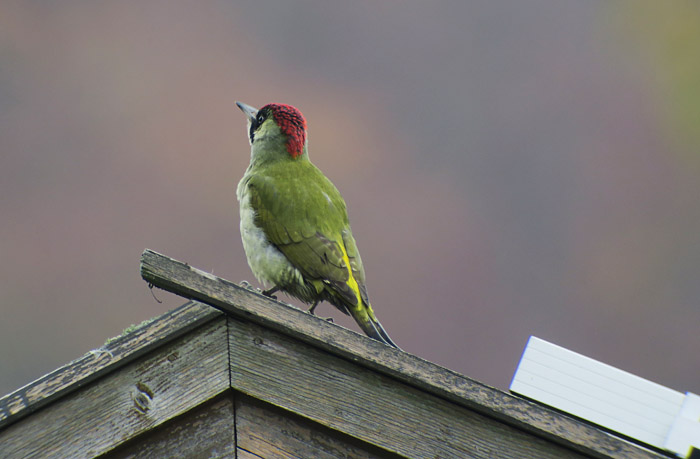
[{"x1": 236, "y1": 101, "x2": 259, "y2": 122}]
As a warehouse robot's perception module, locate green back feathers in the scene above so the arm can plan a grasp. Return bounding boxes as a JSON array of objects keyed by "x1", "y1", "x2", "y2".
[{"x1": 244, "y1": 159, "x2": 365, "y2": 307}]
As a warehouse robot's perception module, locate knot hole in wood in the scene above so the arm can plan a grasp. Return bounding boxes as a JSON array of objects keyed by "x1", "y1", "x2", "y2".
[{"x1": 132, "y1": 381, "x2": 154, "y2": 414}]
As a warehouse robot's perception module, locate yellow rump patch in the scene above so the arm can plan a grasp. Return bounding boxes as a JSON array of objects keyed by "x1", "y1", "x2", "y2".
[
  {"x1": 339, "y1": 243, "x2": 377, "y2": 321},
  {"x1": 339, "y1": 243, "x2": 361, "y2": 305}
]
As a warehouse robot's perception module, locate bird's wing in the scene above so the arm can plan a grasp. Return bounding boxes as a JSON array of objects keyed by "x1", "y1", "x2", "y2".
[{"x1": 245, "y1": 167, "x2": 365, "y2": 308}]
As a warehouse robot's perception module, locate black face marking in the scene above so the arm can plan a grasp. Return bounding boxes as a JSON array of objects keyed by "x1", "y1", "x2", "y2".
[{"x1": 249, "y1": 108, "x2": 269, "y2": 143}]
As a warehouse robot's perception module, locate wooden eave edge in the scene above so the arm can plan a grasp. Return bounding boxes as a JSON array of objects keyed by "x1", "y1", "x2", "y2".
[{"x1": 136, "y1": 249, "x2": 667, "y2": 459}]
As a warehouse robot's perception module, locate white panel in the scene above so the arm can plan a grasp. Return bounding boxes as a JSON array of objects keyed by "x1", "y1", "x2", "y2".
[
  {"x1": 510, "y1": 336, "x2": 685, "y2": 449},
  {"x1": 664, "y1": 393, "x2": 700, "y2": 457}
]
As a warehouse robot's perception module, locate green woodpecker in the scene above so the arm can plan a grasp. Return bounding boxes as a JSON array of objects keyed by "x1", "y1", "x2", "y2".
[{"x1": 235, "y1": 101, "x2": 398, "y2": 348}]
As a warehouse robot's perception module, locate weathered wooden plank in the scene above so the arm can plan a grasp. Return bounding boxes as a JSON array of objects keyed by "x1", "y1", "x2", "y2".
[
  {"x1": 100, "y1": 393, "x2": 235, "y2": 458},
  {"x1": 0, "y1": 300, "x2": 221, "y2": 430},
  {"x1": 236, "y1": 393, "x2": 399, "y2": 459},
  {"x1": 0, "y1": 318, "x2": 229, "y2": 458},
  {"x1": 228, "y1": 317, "x2": 588, "y2": 459},
  {"x1": 141, "y1": 249, "x2": 666, "y2": 459}
]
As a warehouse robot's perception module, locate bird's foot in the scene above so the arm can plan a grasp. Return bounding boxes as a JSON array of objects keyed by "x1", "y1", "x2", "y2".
[
  {"x1": 262, "y1": 286, "x2": 279, "y2": 300},
  {"x1": 307, "y1": 301, "x2": 333, "y2": 322},
  {"x1": 239, "y1": 281, "x2": 278, "y2": 298},
  {"x1": 307, "y1": 301, "x2": 319, "y2": 315}
]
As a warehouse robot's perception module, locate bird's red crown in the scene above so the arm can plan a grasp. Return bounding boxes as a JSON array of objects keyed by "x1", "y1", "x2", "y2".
[{"x1": 262, "y1": 103, "x2": 307, "y2": 158}]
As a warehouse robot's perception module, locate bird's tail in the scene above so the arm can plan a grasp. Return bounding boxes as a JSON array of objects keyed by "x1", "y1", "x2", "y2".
[{"x1": 355, "y1": 305, "x2": 400, "y2": 349}]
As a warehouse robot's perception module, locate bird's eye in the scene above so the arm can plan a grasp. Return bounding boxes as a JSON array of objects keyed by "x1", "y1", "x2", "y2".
[{"x1": 257, "y1": 114, "x2": 265, "y2": 124}]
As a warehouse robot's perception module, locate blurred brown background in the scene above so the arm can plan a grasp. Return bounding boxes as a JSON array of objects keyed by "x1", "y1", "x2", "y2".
[{"x1": 2, "y1": 1, "x2": 699, "y2": 397}]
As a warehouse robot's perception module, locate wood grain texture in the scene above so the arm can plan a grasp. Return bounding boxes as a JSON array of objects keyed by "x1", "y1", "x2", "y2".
[
  {"x1": 101, "y1": 393, "x2": 235, "y2": 459},
  {"x1": 229, "y1": 317, "x2": 588, "y2": 459},
  {"x1": 141, "y1": 249, "x2": 667, "y2": 459},
  {"x1": 0, "y1": 318, "x2": 229, "y2": 459},
  {"x1": 0, "y1": 301, "x2": 221, "y2": 430},
  {"x1": 236, "y1": 393, "x2": 400, "y2": 459}
]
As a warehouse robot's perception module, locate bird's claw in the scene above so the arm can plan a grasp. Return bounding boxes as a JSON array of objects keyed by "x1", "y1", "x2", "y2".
[
  {"x1": 239, "y1": 280, "x2": 256, "y2": 291},
  {"x1": 310, "y1": 313, "x2": 334, "y2": 322},
  {"x1": 306, "y1": 305, "x2": 333, "y2": 322}
]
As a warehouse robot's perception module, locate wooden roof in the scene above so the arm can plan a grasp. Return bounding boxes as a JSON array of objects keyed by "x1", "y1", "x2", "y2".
[{"x1": 0, "y1": 249, "x2": 672, "y2": 458}]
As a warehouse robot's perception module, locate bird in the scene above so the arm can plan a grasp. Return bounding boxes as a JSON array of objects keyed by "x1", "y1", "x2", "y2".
[{"x1": 235, "y1": 101, "x2": 398, "y2": 348}]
